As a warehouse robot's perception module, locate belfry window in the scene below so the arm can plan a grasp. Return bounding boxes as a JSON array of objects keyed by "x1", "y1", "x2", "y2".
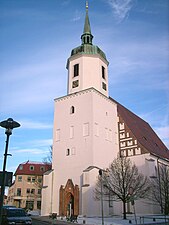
[{"x1": 74, "y1": 64, "x2": 79, "y2": 77}]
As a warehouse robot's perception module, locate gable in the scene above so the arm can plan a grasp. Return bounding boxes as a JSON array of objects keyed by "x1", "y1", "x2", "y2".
[{"x1": 117, "y1": 101, "x2": 169, "y2": 160}]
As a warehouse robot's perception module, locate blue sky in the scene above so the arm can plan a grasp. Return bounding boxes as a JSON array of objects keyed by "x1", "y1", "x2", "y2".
[{"x1": 0, "y1": 0, "x2": 169, "y2": 173}]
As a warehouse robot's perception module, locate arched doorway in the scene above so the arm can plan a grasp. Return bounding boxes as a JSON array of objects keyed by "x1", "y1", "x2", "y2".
[
  {"x1": 66, "y1": 193, "x2": 74, "y2": 216},
  {"x1": 59, "y1": 179, "x2": 79, "y2": 216}
]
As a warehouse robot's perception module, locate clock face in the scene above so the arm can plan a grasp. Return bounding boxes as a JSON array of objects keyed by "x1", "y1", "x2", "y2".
[
  {"x1": 72, "y1": 80, "x2": 79, "y2": 88},
  {"x1": 102, "y1": 82, "x2": 107, "y2": 91}
]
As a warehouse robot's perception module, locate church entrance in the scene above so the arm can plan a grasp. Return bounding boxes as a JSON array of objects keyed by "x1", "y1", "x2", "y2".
[
  {"x1": 66, "y1": 192, "x2": 74, "y2": 216},
  {"x1": 59, "y1": 179, "x2": 79, "y2": 216}
]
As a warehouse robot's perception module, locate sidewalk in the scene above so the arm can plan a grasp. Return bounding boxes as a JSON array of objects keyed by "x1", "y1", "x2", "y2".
[{"x1": 32, "y1": 215, "x2": 169, "y2": 225}]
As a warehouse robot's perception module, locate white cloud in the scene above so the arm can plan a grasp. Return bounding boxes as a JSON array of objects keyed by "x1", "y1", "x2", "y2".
[
  {"x1": 106, "y1": 0, "x2": 135, "y2": 22},
  {"x1": 72, "y1": 10, "x2": 82, "y2": 22},
  {"x1": 0, "y1": 53, "x2": 67, "y2": 114},
  {"x1": 19, "y1": 120, "x2": 52, "y2": 130},
  {"x1": 12, "y1": 148, "x2": 48, "y2": 155},
  {"x1": 29, "y1": 139, "x2": 53, "y2": 147}
]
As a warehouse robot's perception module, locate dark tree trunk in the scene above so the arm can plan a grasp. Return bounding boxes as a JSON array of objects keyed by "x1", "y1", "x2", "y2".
[{"x1": 123, "y1": 201, "x2": 127, "y2": 219}]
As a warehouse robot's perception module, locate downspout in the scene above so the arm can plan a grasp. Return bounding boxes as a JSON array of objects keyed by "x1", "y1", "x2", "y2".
[
  {"x1": 157, "y1": 158, "x2": 163, "y2": 213},
  {"x1": 50, "y1": 171, "x2": 54, "y2": 214}
]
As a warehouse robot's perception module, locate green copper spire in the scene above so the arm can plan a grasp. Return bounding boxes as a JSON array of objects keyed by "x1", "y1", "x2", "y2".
[
  {"x1": 69, "y1": 1, "x2": 108, "y2": 63},
  {"x1": 83, "y1": 1, "x2": 91, "y2": 34},
  {"x1": 81, "y1": 1, "x2": 93, "y2": 45}
]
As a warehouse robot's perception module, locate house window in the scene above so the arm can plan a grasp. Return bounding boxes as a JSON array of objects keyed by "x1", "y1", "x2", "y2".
[
  {"x1": 32, "y1": 177, "x2": 36, "y2": 183},
  {"x1": 102, "y1": 66, "x2": 105, "y2": 79},
  {"x1": 26, "y1": 201, "x2": 34, "y2": 210},
  {"x1": 27, "y1": 188, "x2": 30, "y2": 194},
  {"x1": 30, "y1": 165, "x2": 34, "y2": 171},
  {"x1": 31, "y1": 189, "x2": 35, "y2": 194},
  {"x1": 74, "y1": 64, "x2": 79, "y2": 77},
  {"x1": 18, "y1": 176, "x2": 22, "y2": 182},
  {"x1": 37, "y1": 189, "x2": 41, "y2": 195},
  {"x1": 17, "y1": 188, "x2": 21, "y2": 196},
  {"x1": 66, "y1": 149, "x2": 70, "y2": 156},
  {"x1": 27, "y1": 177, "x2": 31, "y2": 182},
  {"x1": 37, "y1": 201, "x2": 41, "y2": 210},
  {"x1": 19, "y1": 165, "x2": 23, "y2": 170},
  {"x1": 38, "y1": 177, "x2": 42, "y2": 183},
  {"x1": 40, "y1": 166, "x2": 45, "y2": 172},
  {"x1": 102, "y1": 82, "x2": 107, "y2": 91}
]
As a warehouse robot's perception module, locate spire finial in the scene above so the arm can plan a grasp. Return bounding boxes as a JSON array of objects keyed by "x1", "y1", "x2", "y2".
[{"x1": 86, "y1": 1, "x2": 88, "y2": 11}]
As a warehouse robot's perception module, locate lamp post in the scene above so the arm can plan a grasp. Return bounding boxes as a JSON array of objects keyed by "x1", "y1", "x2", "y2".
[
  {"x1": 0, "y1": 118, "x2": 20, "y2": 224},
  {"x1": 83, "y1": 166, "x2": 106, "y2": 225},
  {"x1": 129, "y1": 187, "x2": 137, "y2": 225}
]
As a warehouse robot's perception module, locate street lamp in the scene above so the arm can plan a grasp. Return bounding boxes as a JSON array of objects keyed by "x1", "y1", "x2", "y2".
[
  {"x1": 83, "y1": 166, "x2": 106, "y2": 225},
  {"x1": 0, "y1": 118, "x2": 20, "y2": 224}
]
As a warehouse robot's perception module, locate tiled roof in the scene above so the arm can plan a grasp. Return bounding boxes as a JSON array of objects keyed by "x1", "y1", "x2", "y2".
[
  {"x1": 109, "y1": 97, "x2": 169, "y2": 160},
  {"x1": 14, "y1": 161, "x2": 52, "y2": 176}
]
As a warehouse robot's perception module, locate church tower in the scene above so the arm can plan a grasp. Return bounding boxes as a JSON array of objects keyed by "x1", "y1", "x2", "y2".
[
  {"x1": 67, "y1": 1, "x2": 109, "y2": 97},
  {"x1": 41, "y1": 2, "x2": 119, "y2": 217}
]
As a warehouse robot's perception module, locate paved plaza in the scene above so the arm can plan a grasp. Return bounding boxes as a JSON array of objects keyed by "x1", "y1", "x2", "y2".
[{"x1": 32, "y1": 214, "x2": 169, "y2": 225}]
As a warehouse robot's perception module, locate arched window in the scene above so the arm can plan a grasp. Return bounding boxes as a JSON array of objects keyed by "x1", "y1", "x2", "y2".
[
  {"x1": 66, "y1": 149, "x2": 70, "y2": 156},
  {"x1": 87, "y1": 36, "x2": 90, "y2": 44},
  {"x1": 70, "y1": 106, "x2": 75, "y2": 114}
]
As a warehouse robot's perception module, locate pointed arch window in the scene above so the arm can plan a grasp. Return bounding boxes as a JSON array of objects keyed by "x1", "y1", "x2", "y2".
[{"x1": 70, "y1": 106, "x2": 75, "y2": 114}]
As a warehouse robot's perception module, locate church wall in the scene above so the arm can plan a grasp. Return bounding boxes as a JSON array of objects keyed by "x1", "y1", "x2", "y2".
[
  {"x1": 50, "y1": 88, "x2": 120, "y2": 216},
  {"x1": 81, "y1": 90, "x2": 120, "y2": 216},
  {"x1": 52, "y1": 90, "x2": 96, "y2": 215},
  {"x1": 41, "y1": 170, "x2": 54, "y2": 216},
  {"x1": 92, "y1": 92, "x2": 119, "y2": 167}
]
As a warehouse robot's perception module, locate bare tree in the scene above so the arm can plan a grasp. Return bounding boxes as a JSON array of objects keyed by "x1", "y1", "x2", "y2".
[
  {"x1": 43, "y1": 145, "x2": 53, "y2": 164},
  {"x1": 95, "y1": 155, "x2": 150, "y2": 219},
  {"x1": 150, "y1": 163, "x2": 169, "y2": 215}
]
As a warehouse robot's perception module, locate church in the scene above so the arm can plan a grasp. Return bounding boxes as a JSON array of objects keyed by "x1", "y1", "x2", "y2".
[{"x1": 41, "y1": 2, "x2": 169, "y2": 217}]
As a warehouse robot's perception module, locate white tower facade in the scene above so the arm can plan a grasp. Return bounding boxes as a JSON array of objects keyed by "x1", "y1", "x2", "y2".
[{"x1": 41, "y1": 4, "x2": 119, "y2": 216}]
